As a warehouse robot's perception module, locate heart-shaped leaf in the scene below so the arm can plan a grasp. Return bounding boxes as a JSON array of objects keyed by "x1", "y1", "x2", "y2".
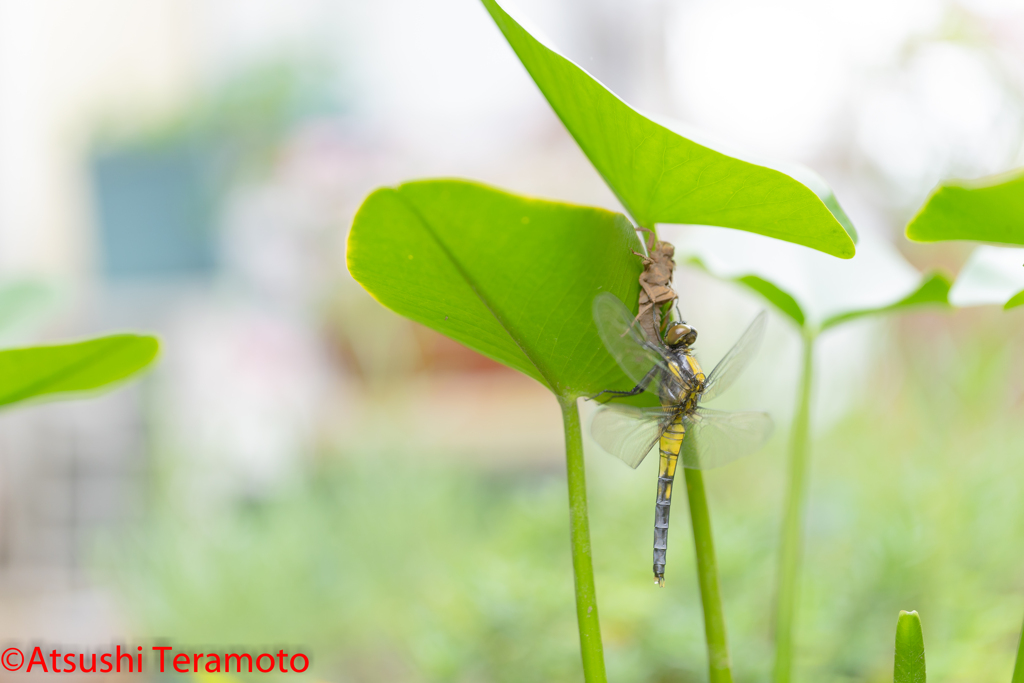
[
  {"x1": 947, "y1": 245, "x2": 1024, "y2": 310},
  {"x1": 0, "y1": 334, "x2": 160, "y2": 409},
  {"x1": 906, "y1": 168, "x2": 1024, "y2": 245},
  {"x1": 347, "y1": 179, "x2": 646, "y2": 401},
  {"x1": 894, "y1": 610, "x2": 926, "y2": 683},
  {"x1": 676, "y1": 228, "x2": 947, "y2": 332},
  {"x1": 480, "y1": 0, "x2": 856, "y2": 259}
]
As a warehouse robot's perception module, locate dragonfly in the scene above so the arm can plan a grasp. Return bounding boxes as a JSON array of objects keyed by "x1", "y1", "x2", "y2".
[{"x1": 589, "y1": 292, "x2": 773, "y2": 586}]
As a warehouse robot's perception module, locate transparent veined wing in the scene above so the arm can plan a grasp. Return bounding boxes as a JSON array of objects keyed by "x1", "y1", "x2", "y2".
[
  {"x1": 590, "y1": 404, "x2": 677, "y2": 469},
  {"x1": 592, "y1": 292, "x2": 670, "y2": 395},
  {"x1": 680, "y1": 407, "x2": 773, "y2": 469},
  {"x1": 700, "y1": 310, "x2": 767, "y2": 403}
]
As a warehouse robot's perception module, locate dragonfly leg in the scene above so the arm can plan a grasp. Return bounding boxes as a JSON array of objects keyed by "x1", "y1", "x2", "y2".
[
  {"x1": 587, "y1": 366, "x2": 658, "y2": 403},
  {"x1": 634, "y1": 225, "x2": 656, "y2": 253},
  {"x1": 588, "y1": 384, "x2": 645, "y2": 402}
]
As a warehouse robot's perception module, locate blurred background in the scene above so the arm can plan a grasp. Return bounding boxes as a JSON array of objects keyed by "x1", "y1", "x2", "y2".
[{"x1": 0, "y1": 0, "x2": 1023, "y2": 681}]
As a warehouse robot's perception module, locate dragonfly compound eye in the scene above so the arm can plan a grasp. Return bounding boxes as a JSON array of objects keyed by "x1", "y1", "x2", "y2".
[{"x1": 664, "y1": 323, "x2": 695, "y2": 347}]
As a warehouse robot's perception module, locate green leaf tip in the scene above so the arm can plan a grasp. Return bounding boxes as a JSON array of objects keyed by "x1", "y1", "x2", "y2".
[
  {"x1": 0, "y1": 334, "x2": 160, "y2": 409},
  {"x1": 894, "y1": 610, "x2": 926, "y2": 683},
  {"x1": 906, "y1": 168, "x2": 1024, "y2": 245},
  {"x1": 480, "y1": 0, "x2": 856, "y2": 260},
  {"x1": 347, "y1": 178, "x2": 648, "y2": 401}
]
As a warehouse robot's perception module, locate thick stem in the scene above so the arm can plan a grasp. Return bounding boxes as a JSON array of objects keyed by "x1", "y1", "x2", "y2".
[
  {"x1": 1012, "y1": 613, "x2": 1024, "y2": 683},
  {"x1": 685, "y1": 467, "x2": 734, "y2": 683},
  {"x1": 773, "y1": 330, "x2": 817, "y2": 683},
  {"x1": 560, "y1": 398, "x2": 607, "y2": 683}
]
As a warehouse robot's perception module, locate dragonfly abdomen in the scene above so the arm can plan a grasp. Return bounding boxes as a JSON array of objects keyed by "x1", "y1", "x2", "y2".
[{"x1": 653, "y1": 413, "x2": 685, "y2": 587}]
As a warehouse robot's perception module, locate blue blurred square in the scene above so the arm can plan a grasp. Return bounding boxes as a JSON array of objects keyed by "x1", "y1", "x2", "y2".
[{"x1": 91, "y1": 142, "x2": 220, "y2": 279}]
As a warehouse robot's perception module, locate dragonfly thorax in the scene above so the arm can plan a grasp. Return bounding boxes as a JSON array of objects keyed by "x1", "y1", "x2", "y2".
[{"x1": 660, "y1": 348, "x2": 706, "y2": 410}]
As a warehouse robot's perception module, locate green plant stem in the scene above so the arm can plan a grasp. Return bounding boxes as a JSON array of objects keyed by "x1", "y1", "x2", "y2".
[
  {"x1": 1011, "y1": 612, "x2": 1024, "y2": 683},
  {"x1": 684, "y1": 467, "x2": 734, "y2": 683},
  {"x1": 773, "y1": 329, "x2": 817, "y2": 683},
  {"x1": 560, "y1": 398, "x2": 607, "y2": 683}
]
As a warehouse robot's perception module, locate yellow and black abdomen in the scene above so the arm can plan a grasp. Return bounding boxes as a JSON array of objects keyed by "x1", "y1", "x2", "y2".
[
  {"x1": 653, "y1": 412, "x2": 685, "y2": 586},
  {"x1": 652, "y1": 348, "x2": 705, "y2": 586}
]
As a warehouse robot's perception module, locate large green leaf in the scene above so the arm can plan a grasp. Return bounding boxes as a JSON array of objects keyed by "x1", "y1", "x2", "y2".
[
  {"x1": 347, "y1": 179, "x2": 645, "y2": 401},
  {"x1": 0, "y1": 334, "x2": 160, "y2": 408},
  {"x1": 894, "y1": 610, "x2": 926, "y2": 683},
  {"x1": 480, "y1": 0, "x2": 856, "y2": 259},
  {"x1": 906, "y1": 168, "x2": 1024, "y2": 245}
]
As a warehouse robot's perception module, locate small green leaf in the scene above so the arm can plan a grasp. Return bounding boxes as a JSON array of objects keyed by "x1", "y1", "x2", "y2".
[
  {"x1": 821, "y1": 271, "x2": 951, "y2": 331},
  {"x1": 906, "y1": 168, "x2": 1024, "y2": 245},
  {"x1": 480, "y1": 0, "x2": 856, "y2": 259},
  {"x1": 894, "y1": 610, "x2": 926, "y2": 683},
  {"x1": 677, "y1": 228, "x2": 944, "y2": 331},
  {"x1": 347, "y1": 179, "x2": 645, "y2": 401},
  {"x1": 686, "y1": 255, "x2": 806, "y2": 327},
  {"x1": 736, "y1": 275, "x2": 806, "y2": 328},
  {"x1": 1005, "y1": 288, "x2": 1024, "y2": 310},
  {"x1": 0, "y1": 334, "x2": 160, "y2": 409}
]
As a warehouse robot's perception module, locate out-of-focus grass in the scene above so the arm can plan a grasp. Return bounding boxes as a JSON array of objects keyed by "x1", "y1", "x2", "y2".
[{"x1": 109, "y1": 309, "x2": 1024, "y2": 682}]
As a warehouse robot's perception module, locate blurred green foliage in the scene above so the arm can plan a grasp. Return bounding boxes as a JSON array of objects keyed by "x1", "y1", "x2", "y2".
[
  {"x1": 0, "y1": 280, "x2": 57, "y2": 337},
  {"x1": 93, "y1": 56, "x2": 341, "y2": 180},
  {"x1": 110, "y1": 308, "x2": 1024, "y2": 683}
]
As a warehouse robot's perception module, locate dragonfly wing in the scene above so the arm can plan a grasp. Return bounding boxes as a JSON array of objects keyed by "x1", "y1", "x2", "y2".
[
  {"x1": 680, "y1": 407, "x2": 773, "y2": 470},
  {"x1": 590, "y1": 404, "x2": 675, "y2": 469},
  {"x1": 593, "y1": 292, "x2": 671, "y2": 394},
  {"x1": 701, "y1": 310, "x2": 767, "y2": 403}
]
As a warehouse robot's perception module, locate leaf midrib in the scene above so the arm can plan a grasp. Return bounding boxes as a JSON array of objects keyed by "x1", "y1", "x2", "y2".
[
  {"x1": 0, "y1": 338, "x2": 134, "y2": 407},
  {"x1": 394, "y1": 191, "x2": 559, "y2": 394}
]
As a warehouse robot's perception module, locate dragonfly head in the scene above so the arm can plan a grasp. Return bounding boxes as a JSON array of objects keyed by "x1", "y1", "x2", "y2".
[{"x1": 664, "y1": 322, "x2": 697, "y2": 348}]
